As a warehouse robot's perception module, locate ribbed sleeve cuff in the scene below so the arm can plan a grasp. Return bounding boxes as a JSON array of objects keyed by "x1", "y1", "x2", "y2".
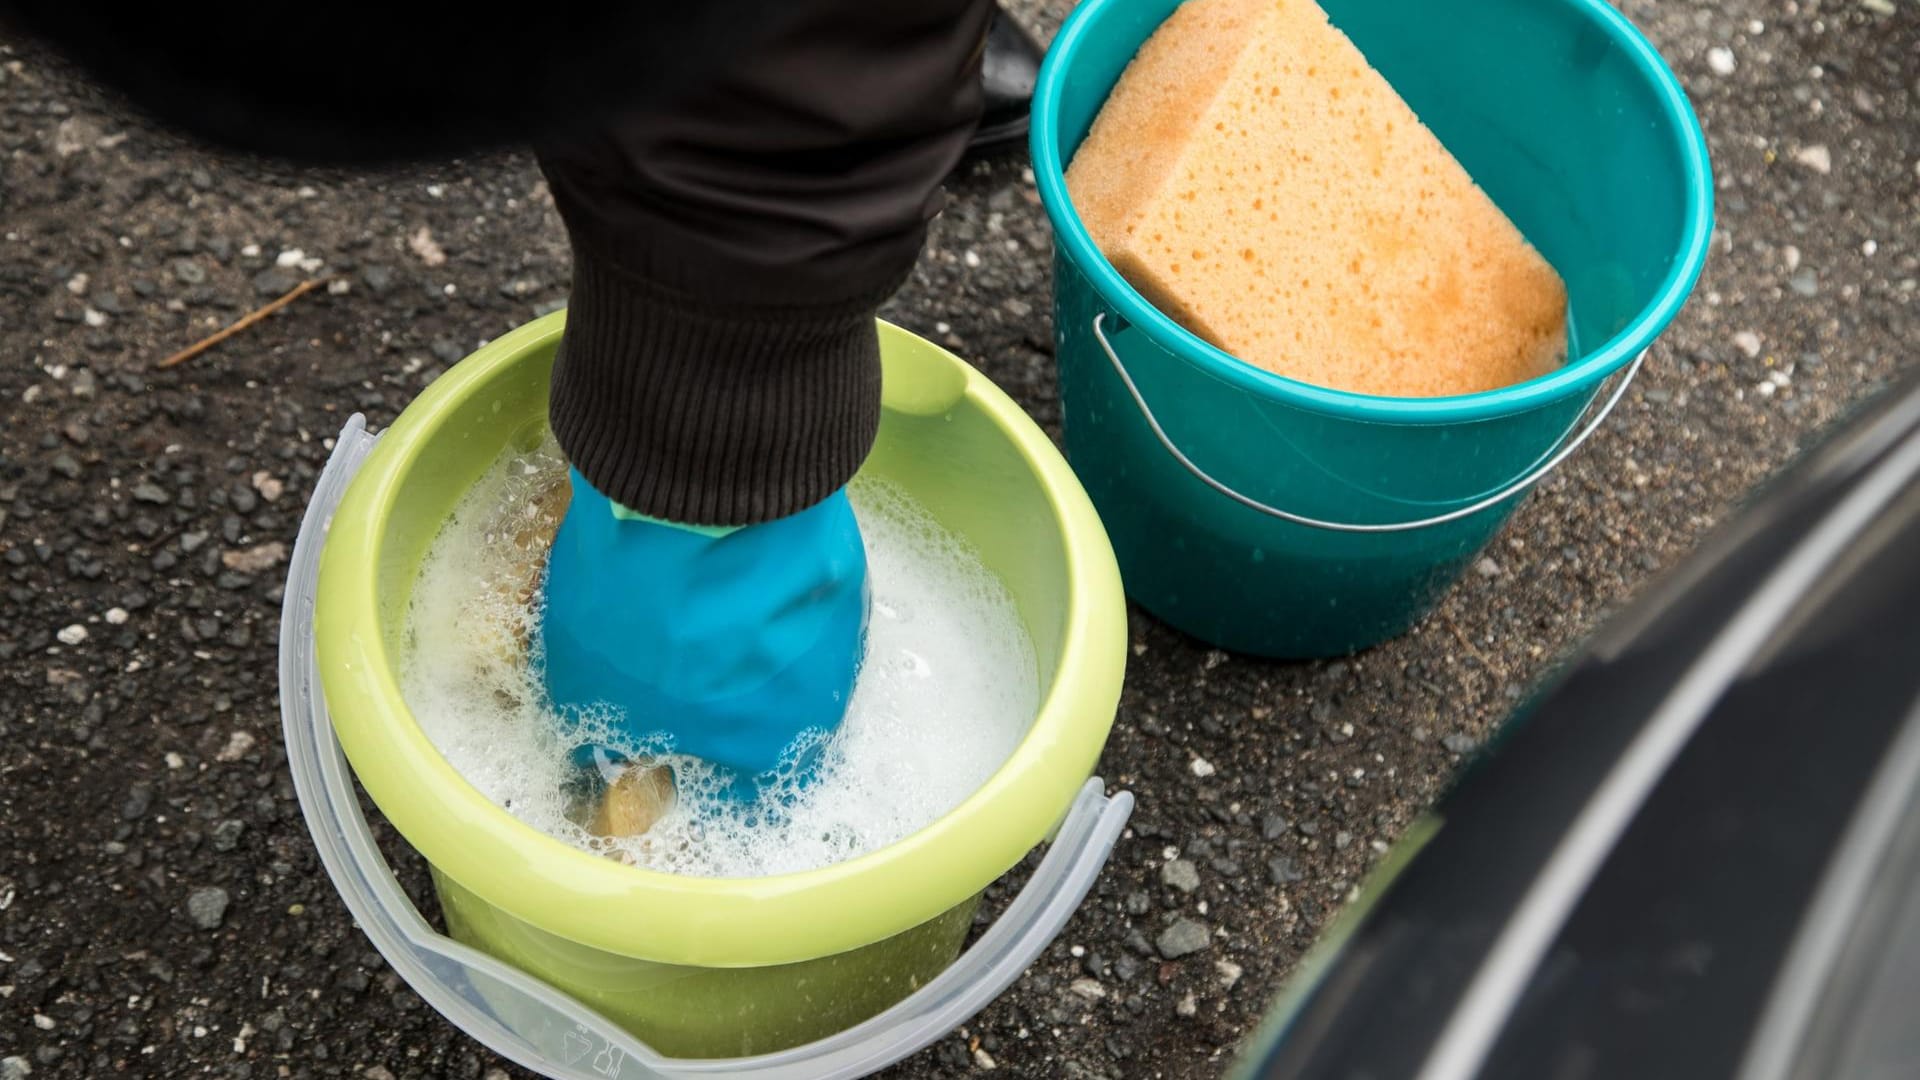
[{"x1": 547, "y1": 243, "x2": 887, "y2": 527}]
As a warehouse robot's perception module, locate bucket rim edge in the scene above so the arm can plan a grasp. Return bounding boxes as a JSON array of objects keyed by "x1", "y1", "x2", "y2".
[
  {"x1": 1030, "y1": 0, "x2": 1716, "y2": 423},
  {"x1": 312, "y1": 312, "x2": 1129, "y2": 969}
]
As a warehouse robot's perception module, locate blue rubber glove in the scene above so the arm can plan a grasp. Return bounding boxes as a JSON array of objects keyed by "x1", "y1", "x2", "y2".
[{"x1": 537, "y1": 467, "x2": 869, "y2": 799}]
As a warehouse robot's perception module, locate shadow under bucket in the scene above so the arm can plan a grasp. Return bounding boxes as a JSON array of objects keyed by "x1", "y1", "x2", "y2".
[{"x1": 1032, "y1": 0, "x2": 1715, "y2": 658}]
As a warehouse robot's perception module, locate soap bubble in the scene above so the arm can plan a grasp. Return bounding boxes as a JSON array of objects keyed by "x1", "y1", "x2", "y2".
[{"x1": 399, "y1": 434, "x2": 1039, "y2": 878}]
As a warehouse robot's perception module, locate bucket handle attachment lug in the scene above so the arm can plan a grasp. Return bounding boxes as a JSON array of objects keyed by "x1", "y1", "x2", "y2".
[
  {"x1": 1091, "y1": 312, "x2": 1645, "y2": 533},
  {"x1": 283, "y1": 417, "x2": 1135, "y2": 1080}
]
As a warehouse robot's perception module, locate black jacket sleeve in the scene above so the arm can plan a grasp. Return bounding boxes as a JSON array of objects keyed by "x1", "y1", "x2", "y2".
[
  {"x1": 0, "y1": 1, "x2": 799, "y2": 165},
  {"x1": 536, "y1": 0, "x2": 993, "y2": 525},
  {"x1": 3, "y1": 0, "x2": 993, "y2": 526}
]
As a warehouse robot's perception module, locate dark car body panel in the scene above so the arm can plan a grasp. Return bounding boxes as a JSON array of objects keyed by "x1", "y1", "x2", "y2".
[{"x1": 1237, "y1": 372, "x2": 1920, "y2": 1080}]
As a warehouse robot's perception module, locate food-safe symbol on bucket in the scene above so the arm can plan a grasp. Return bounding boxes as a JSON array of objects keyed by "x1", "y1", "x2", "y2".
[
  {"x1": 557, "y1": 1025, "x2": 625, "y2": 1075},
  {"x1": 592, "y1": 1039, "x2": 626, "y2": 1077}
]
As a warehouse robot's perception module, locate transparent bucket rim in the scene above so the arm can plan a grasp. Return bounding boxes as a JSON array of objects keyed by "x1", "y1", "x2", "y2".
[{"x1": 280, "y1": 416, "x2": 1135, "y2": 1080}]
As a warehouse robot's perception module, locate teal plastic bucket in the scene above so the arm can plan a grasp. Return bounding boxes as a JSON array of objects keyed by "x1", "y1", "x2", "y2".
[{"x1": 1032, "y1": 0, "x2": 1713, "y2": 658}]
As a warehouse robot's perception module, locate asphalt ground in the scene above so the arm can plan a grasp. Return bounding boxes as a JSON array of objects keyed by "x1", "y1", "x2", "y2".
[{"x1": 0, "y1": 0, "x2": 1915, "y2": 1076}]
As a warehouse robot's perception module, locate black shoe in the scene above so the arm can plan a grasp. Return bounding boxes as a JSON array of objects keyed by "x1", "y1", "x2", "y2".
[{"x1": 967, "y1": 8, "x2": 1043, "y2": 160}]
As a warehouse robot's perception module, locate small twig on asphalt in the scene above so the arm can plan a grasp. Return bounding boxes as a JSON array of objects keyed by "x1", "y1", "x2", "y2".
[
  {"x1": 139, "y1": 525, "x2": 184, "y2": 553},
  {"x1": 1441, "y1": 610, "x2": 1506, "y2": 683},
  {"x1": 155, "y1": 276, "x2": 337, "y2": 369}
]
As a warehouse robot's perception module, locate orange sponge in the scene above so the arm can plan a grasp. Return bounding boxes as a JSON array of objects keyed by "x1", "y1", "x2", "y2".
[{"x1": 1065, "y1": 0, "x2": 1568, "y2": 398}]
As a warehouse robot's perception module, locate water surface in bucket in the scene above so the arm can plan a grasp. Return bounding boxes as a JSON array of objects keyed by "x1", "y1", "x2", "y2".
[{"x1": 400, "y1": 435, "x2": 1039, "y2": 877}]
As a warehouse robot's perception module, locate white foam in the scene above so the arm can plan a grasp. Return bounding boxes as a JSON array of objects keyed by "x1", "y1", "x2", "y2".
[{"x1": 399, "y1": 435, "x2": 1039, "y2": 878}]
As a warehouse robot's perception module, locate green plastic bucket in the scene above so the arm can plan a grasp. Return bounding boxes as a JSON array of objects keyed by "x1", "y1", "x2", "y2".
[
  {"x1": 303, "y1": 313, "x2": 1129, "y2": 1061},
  {"x1": 1033, "y1": 0, "x2": 1714, "y2": 657}
]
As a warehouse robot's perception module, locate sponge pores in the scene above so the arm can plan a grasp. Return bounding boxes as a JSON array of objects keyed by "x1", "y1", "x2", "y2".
[{"x1": 1065, "y1": 0, "x2": 1568, "y2": 398}]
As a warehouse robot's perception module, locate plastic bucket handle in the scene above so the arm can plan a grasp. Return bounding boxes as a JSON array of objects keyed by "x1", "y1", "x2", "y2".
[
  {"x1": 280, "y1": 417, "x2": 1135, "y2": 1080},
  {"x1": 1091, "y1": 313, "x2": 1646, "y2": 533}
]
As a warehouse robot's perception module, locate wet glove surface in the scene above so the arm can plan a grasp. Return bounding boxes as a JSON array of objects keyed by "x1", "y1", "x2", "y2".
[{"x1": 538, "y1": 467, "x2": 869, "y2": 798}]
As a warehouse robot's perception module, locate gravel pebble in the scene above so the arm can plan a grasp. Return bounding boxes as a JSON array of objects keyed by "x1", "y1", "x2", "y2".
[
  {"x1": 409, "y1": 226, "x2": 448, "y2": 267},
  {"x1": 1161, "y1": 859, "x2": 1201, "y2": 894},
  {"x1": 220, "y1": 541, "x2": 287, "y2": 574},
  {"x1": 1707, "y1": 46, "x2": 1736, "y2": 75},
  {"x1": 211, "y1": 819, "x2": 245, "y2": 852},
  {"x1": 55, "y1": 624, "x2": 87, "y2": 645},
  {"x1": 1266, "y1": 857, "x2": 1303, "y2": 886},
  {"x1": 130, "y1": 481, "x2": 170, "y2": 505},
  {"x1": 1791, "y1": 144, "x2": 1832, "y2": 175},
  {"x1": 251, "y1": 268, "x2": 298, "y2": 297},
  {"x1": 1261, "y1": 813, "x2": 1289, "y2": 840},
  {"x1": 215, "y1": 731, "x2": 257, "y2": 763},
  {"x1": 185, "y1": 886, "x2": 229, "y2": 930},
  {"x1": 120, "y1": 784, "x2": 152, "y2": 820},
  {"x1": 1069, "y1": 978, "x2": 1107, "y2": 1001},
  {"x1": 1156, "y1": 919, "x2": 1211, "y2": 959}
]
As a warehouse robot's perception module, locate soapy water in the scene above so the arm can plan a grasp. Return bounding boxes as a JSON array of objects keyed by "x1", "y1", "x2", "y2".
[{"x1": 399, "y1": 434, "x2": 1039, "y2": 878}]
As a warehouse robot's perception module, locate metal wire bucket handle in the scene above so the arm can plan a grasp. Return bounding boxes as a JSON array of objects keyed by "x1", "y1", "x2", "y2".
[{"x1": 1091, "y1": 312, "x2": 1644, "y2": 533}]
